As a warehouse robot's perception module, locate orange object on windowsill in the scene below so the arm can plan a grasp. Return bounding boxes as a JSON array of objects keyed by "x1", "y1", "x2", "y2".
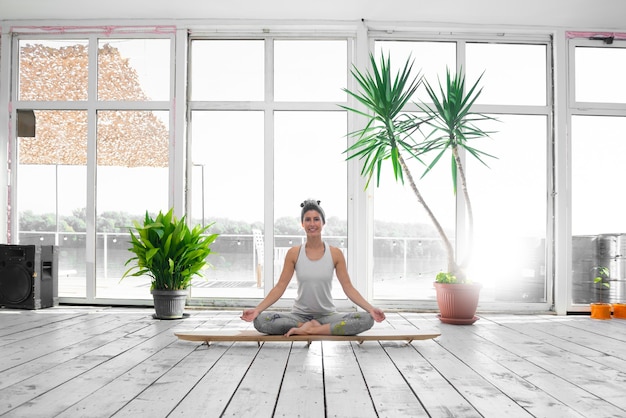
[
  {"x1": 590, "y1": 303, "x2": 612, "y2": 320},
  {"x1": 613, "y1": 303, "x2": 626, "y2": 319}
]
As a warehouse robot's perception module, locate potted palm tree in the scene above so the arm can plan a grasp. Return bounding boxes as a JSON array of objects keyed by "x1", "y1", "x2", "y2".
[
  {"x1": 342, "y1": 52, "x2": 495, "y2": 324},
  {"x1": 122, "y1": 208, "x2": 218, "y2": 319}
]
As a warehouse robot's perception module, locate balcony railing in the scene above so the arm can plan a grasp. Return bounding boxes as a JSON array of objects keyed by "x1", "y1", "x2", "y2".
[{"x1": 18, "y1": 230, "x2": 445, "y2": 283}]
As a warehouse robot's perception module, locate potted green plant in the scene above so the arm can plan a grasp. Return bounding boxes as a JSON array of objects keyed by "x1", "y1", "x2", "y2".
[
  {"x1": 590, "y1": 265, "x2": 611, "y2": 320},
  {"x1": 122, "y1": 208, "x2": 218, "y2": 319},
  {"x1": 342, "y1": 52, "x2": 495, "y2": 324}
]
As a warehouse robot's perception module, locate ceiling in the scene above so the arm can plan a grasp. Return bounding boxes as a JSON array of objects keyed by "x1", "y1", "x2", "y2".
[{"x1": 1, "y1": 0, "x2": 625, "y2": 31}]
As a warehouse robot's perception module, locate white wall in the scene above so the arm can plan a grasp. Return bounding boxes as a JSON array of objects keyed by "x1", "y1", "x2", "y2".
[{"x1": 1, "y1": 0, "x2": 625, "y2": 30}]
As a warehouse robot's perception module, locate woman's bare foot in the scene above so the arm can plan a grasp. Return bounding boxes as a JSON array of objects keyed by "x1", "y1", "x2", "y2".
[{"x1": 284, "y1": 319, "x2": 321, "y2": 337}]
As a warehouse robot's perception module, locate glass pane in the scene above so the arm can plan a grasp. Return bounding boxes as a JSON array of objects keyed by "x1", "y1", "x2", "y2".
[
  {"x1": 274, "y1": 40, "x2": 347, "y2": 102},
  {"x1": 375, "y1": 40, "x2": 456, "y2": 102},
  {"x1": 575, "y1": 46, "x2": 626, "y2": 103},
  {"x1": 274, "y1": 111, "x2": 347, "y2": 298},
  {"x1": 96, "y1": 110, "x2": 169, "y2": 299},
  {"x1": 368, "y1": 42, "x2": 455, "y2": 301},
  {"x1": 467, "y1": 43, "x2": 547, "y2": 106},
  {"x1": 19, "y1": 40, "x2": 89, "y2": 101},
  {"x1": 190, "y1": 40, "x2": 264, "y2": 101},
  {"x1": 372, "y1": 134, "x2": 455, "y2": 300},
  {"x1": 571, "y1": 116, "x2": 626, "y2": 304},
  {"x1": 189, "y1": 111, "x2": 264, "y2": 298},
  {"x1": 17, "y1": 110, "x2": 88, "y2": 297},
  {"x1": 468, "y1": 115, "x2": 547, "y2": 303},
  {"x1": 98, "y1": 39, "x2": 171, "y2": 101}
]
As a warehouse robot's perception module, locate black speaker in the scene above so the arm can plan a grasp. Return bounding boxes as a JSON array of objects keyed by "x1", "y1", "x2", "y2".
[{"x1": 0, "y1": 244, "x2": 58, "y2": 309}]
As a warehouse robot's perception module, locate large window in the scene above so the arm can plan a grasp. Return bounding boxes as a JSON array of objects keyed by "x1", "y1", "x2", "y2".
[
  {"x1": 469, "y1": 115, "x2": 548, "y2": 303},
  {"x1": 95, "y1": 110, "x2": 169, "y2": 299},
  {"x1": 371, "y1": 39, "x2": 550, "y2": 304},
  {"x1": 274, "y1": 111, "x2": 347, "y2": 298},
  {"x1": 570, "y1": 41, "x2": 626, "y2": 309},
  {"x1": 189, "y1": 110, "x2": 265, "y2": 298},
  {"x1": 10, "y1": 27, "x2": 554, "y2": 310},
  {"x1": 15, "y1": 35, "x2": 173, "y2": 301},
  {"x1": 188, "y1": 38, "x2": 348, "y2": 302},
  {"x1": 17, "y1": 110, "x2": 88, "y2": 297},
  {"x1": 466, "y1": 42, "x2": 549, "y2": 304},
  {"x1": 371, "y1": 41, "x2": 456, "y2": 301},
  {"x1": 17, "y1": 40, "x2": 91, "y2": 297}
]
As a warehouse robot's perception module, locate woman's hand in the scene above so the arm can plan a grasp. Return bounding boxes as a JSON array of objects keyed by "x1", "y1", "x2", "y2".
[
  {"x1": 241, "y1": 308, "x2": 259, "y2": 322},
  {"x1": 369, "y1": 307, "x2": 386, "y2": 322}
]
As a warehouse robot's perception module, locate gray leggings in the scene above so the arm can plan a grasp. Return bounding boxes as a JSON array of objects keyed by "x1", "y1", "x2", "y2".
[{"x1": 253, "y1": 311, "x2": 374, "y2": 336}]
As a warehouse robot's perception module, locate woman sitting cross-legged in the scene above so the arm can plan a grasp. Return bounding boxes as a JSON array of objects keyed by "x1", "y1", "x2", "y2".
[{"x1": 241, "y1": 199, "x2": 385, "y2": 337}]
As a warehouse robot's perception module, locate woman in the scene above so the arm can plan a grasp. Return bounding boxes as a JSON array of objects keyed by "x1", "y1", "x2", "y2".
[{"x1": 241, "y1": 199, "x2": 385, "y2": 336}]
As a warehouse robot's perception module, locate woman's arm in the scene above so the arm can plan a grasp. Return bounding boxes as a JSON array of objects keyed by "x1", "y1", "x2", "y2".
[
  {"x1": 241, "y1": 245, "x2": 299, "y2": 321},
  {"x1": 332, "y1": 246, "x2": 386, "y2": 322}
]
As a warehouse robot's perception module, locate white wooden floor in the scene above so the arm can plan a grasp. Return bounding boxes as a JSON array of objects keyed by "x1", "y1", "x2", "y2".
[{"x1": 1, "y1": 306, "x2": 625, "y2": 418}]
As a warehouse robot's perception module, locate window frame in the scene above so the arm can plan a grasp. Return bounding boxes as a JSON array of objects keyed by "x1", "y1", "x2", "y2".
[
  {"x1": 566, "y1": 35, "x2": 626, "y2": 312},
  {"x1": 10, "y1": 29, "x2": 177, "y2": 304},
  {"x1": 366, "y1": 31, "x2": 554, "y2": 311}
]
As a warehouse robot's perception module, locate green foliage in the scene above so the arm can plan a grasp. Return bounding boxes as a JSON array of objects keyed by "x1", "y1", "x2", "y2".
[
  {"x1": 20, "y1": 210, "x2": 440, "y2": 240},
  {"x1": 98, "y1": 210, "x2": 139, "y2": 233},
  {"x1": 593, "y1": 266, "x2": 610, "y2": 288},
  {"x1": 19, "y1": 210, "x2": 58, "y2": 232},
  {"x1": 435, "y1": 272, "x2": 458, "y2": 284},
  {"x1": 20, "y1": 208, "x2": 141, "y2": 233},
  {"x1": 273, "y1": 216, "x2": 303, "y2": 235},
  {"x1": 341, "y1": 52, "x2": 424, "y2": 188},
  {"x1": 122, "y1": 208, "x2": 219, "y2": 290},
  {"x1": 65, "y1": 209, "x2": 87, "y2": 232},
  {"x1": 416, "y1": 67, "x2": 497, "y2": 193},
  {"x1": 341, "y1": 52, "x2": 495, "y2": 282}
]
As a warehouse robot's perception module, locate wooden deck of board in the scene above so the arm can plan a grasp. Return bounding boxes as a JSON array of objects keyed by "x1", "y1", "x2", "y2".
[{"x1": 1, "y1": 306, "x2": 625, "y2": 418}]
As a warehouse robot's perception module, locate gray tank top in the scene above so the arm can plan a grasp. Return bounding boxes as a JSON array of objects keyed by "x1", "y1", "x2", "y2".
[{"x1": 291, "y1": 242, "x2": 336, "y2": 315}]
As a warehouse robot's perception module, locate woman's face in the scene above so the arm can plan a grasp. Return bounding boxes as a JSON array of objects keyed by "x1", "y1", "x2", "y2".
[{"x1": 302, "y1": 209, "x2": 324, "y2": 236}]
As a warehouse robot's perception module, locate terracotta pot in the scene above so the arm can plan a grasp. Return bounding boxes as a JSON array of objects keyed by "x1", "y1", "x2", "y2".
[
  {"x1": 590, "y1": 303, "x2": 612, "y2": 320},
  {"x1": 613, "y1": 303, "x2": 626, "y2": 319},
  {"x1": 434, "y1": 282, "x2": 482, "y2": 325}
]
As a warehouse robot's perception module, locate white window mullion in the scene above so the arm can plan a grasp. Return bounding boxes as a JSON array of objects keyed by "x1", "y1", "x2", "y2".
[
  {"x1": 85, "y1": 33, "x2": 98, "y2": 302},
  {"x1": 349, "y1": 20, "x2": 371, "y2": 304},
  {"x1": 263, "y1": 36, "x2": 275, "y2": 295},
  {"x1": 173, "y1": 29, "x2": 187, "y2": 218},
  {"x1": 3, "y1": 31, "x2": 16, "y2": 243}
]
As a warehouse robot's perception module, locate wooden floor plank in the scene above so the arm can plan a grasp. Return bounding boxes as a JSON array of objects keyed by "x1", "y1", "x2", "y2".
[
  {"x1": 0, "y1": 310, "x2": 85, "y2": 340},
  {"x1": 0, "y1": 313, "x2": 124, "y2": 368},
  {"x1": 383, "y1": 343, "x2": 482, "y2": 417},
  {"x1": 54, "y1": 342, "x2": 199, "y2": 418},
  {"x1": 323, "y1": 341, "x2": 377, "y2": 418},
  {"x1": 352, "y1": 341, "x2": 429, "y2": 416},
  {"x1": 524, "y1": 353, "x2": 626, "y2": 411},
  {"x1": 414, "y1": 328, "x2": 535, "y2": 417},
  {"x1": 473, "y1": 319, "x2": 626, "y2": 417},
  {"x1": 0, "y1": 319, "x2": 181, "y2": 417},
  {"x1": 0, "y1": 314, "x2": 157, "y2": 414},
  {"x1": 2, "y1": 307, "x2": 626, "y2": 418},
  {"x1": 431, "y1": 321, "x2": 588, "y2": 418},
  {"x1": 111, "y1": 343, "x2": 232, "y2": 417},
  {"x1": 273, "y1": 342, "x2": 325, "y2": 417},
  {"x1": 222, "y1": 343, "x2": 292, "y2": 417},
  {"x1": 0, "y1": 319, "x2": 151, "y2": 391},
  {"x1": 495, "y1": 354, "x2": 624, "y2": 417},
  {"x1": 168, "y1": 343, "x2": 263, "y2": 417}
]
